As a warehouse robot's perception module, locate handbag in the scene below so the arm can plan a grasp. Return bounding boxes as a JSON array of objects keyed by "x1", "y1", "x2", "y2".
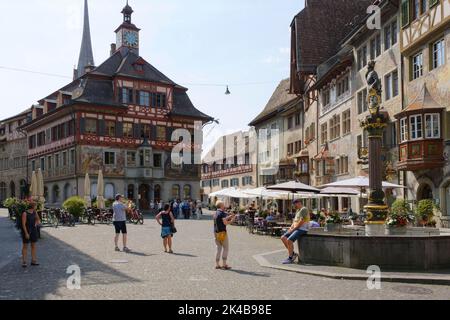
[
  {"x1": 215, "y1": 231, "x2": 227, "y2": 244},
  {"x1": 170, "y1": 224, "x2": 177, "y2": 234}
]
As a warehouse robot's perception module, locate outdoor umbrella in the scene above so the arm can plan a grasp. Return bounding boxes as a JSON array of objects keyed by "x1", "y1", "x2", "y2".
[
  {"x1": 242, "y1": 187, "x2": 292, "y2": 200},
  {"x1": 37, "y1": 168, "x2": 45, "y2": 205},
  {"x1": 319, "y1": 187, "x2": 360, "y2": 196},
  {"x1": 321, "y1": 176, "x2": 405, "y2": 189},
  {"x1": 30, "y1": 171, "x2": 38, "y2": 201},
  {"x1": 97, "y1": 170, "x2": 105, "y2": 209},
  {"x1": 321, "y1": 176, "x2": 406, "y2": 214},
  {"x1": 267, "y1": 181, "x2": 320, "y2": 193},
  {"x1": 84, "y1": 173, "x2": 91, "y2": 208}
]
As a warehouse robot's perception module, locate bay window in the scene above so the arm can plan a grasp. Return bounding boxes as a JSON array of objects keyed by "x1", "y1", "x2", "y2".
[
  {"x1": 425, "y1": 114, "x2": 440, "y2": 138},
  {"x1": 400, "y1": 118, "x2": 408, "y2": 142},
  {"x1": 410, "y1": 115, "x2": 423, "y2": 140}
]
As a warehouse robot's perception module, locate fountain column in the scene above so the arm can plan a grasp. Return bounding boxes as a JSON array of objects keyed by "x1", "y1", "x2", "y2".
[{"x1": 361, "y1": 61, "x2": 389, "y2": 236}]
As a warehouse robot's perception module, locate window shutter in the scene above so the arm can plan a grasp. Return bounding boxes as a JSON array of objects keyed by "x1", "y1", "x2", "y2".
[
  {"x1": 151, "y1": 126, "x2": 157, "y2": 140},
  {"x1": 133, "y1": 123, "x2": 141, "y2": 139},
  {"x1": 98, "y1": 120, "x2": 106, "y2": 136},
  {"x1": 401, "y1": 0, "x2": 410, "y2": 28},
  {"x1": 166, "y1": 127, "x2": 173, "y2": 142},
  {"x1": 116, "y1": 122, "x2": 123, "y2": 138},
  {"x1": 136, "y1": 90, "x2": 140, "y2": 105},
  {"x1": 80, "y1": 118, "x2": 86, "y2": 134}
]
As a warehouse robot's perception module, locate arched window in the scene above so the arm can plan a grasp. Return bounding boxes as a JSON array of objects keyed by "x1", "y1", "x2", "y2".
[
  {"x1": 172, "y1": 185, "x2": 180, "y2": 200},
  {"x1": 9, "y1": 181, "x2": 15, "y2": 198},
  {"x1": 184, "y1": 185, "x2": 192, "y2": 200},
  {"x1": 0, "y1": 182, "x2": 7, "y2": 202},
  {"x1": 105, "y1": 183, "x2": 115, "y2": 200},
  {"x1": 63, "y1": 183, "x2": 72, "y2": 201},
  {"x1": 154, "y1": 185, "x2": 161, "y2": 202},
  {"x1": 52, "y1": 185, "x2": 60, "y2": 204}
]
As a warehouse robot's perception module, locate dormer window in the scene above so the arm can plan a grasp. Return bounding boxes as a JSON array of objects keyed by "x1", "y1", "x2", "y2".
[{"x1": 134, "y1": 64, "x2": 144, "y2": 72}]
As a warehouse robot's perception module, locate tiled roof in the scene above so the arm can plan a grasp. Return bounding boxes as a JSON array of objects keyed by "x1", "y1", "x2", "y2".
[
  {"x1": 249, "y1": 78, "x2": 299, "y2": 126},
  {"x1": 292, "y1": 0, "x2": 372, "y2": 74},
  {"x1": 395, "y1": 84, "x2": 444, "y2": 118}
]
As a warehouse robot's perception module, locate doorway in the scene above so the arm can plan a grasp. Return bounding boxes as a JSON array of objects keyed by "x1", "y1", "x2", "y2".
[{"x1": 139, "y1": 184, "x2": 150, "y2": 210}]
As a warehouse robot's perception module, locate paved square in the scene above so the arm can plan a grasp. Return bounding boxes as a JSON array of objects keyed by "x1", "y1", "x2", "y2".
[{"x1": 1, "y1": 211, "x2": 449, "y2": 300}]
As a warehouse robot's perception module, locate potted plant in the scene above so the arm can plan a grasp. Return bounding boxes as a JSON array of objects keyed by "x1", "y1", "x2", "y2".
[
  {"x1": 63, "y1": 196, "x2": 87, "y2": 221},
  {"x1": 385, "y1": 199, "x2": 414, "y2": 235},
  {"x1": 415, "y1": 199, "x2": 435, "y2": 228},
  {"x1": 325, "y1": 212, "x2": 343, "y2": 232}
]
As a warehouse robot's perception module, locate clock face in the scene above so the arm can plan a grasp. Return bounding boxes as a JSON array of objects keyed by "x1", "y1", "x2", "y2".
[{"x1": 124, "y1": 31, "x2": 138, "y2": 47}]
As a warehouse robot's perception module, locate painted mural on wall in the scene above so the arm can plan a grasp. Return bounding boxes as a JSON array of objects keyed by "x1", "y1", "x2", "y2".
[{"x1": 81, "y1": 147, "x2": 125, "y2": 176}]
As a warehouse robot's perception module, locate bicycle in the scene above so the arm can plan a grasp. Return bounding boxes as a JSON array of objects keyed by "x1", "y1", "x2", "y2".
[
  {"x1": 81, "y1": 208, "x2": 96, "y2": 225},
  {"x1": 127, "y1": 208, "x2": 144, "y2": 225}
]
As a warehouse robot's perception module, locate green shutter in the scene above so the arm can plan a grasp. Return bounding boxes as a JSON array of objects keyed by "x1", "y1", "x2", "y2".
[
  {"x1": 116, "y1": 122, "x2": 123, "y2": 138},
  {"x1": 98, "y1": 120, "x2": 106, "y2": 136},
  {"x1": 166, "y1": 127, "x2": 173, "y2": 142},
  {"x1": 79, "y1": 118, "x2": 86, "y2": 134},
  {"x1": 133, "y1": 123, "x2": 141, "y2": 139},
  {"x1": 401, "y1": 0, "x2": 410, "y2": 28},
  {"x1": 151, "y1": 126, "x2": 157, "y2": 140}
]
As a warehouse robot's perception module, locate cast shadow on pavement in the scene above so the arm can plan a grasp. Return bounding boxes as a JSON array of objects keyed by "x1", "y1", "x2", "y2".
[
  {"x1": 170, "y1": 253, "x2": 198, "y2": 258},
  {"x1": 0, "y1": 224, "x2": 141, "y2": 300},
  {"x1": 225, "y1": 269, "x2": 271, "y2": 278}
]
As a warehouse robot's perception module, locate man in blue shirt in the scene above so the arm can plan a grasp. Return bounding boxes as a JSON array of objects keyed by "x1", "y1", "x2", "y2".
[{"x1": 113, "y1": 194, "x2": 132, "y2": 253}]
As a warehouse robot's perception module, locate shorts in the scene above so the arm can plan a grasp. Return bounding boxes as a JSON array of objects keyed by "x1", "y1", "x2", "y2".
[
  {"x1": 161, "y1": 226, "x2": 173, "y2": 239},
  {"x1": 283, "y1": 229, "x2": 307, "y2": 243},
  {"x1": 21, "y1": 229, "x2": 39, "y2": 244},
  {"x1": 113, "y1": 221, "x2": 127, "y2": 234}
]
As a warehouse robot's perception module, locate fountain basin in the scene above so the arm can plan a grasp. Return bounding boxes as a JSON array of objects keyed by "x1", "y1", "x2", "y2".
[{"x1": 298, "y1": 227, "x2": 450, "y2": 270}]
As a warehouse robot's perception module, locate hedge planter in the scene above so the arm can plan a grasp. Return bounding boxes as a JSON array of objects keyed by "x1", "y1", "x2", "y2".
[{"x1": 385, "y1": 226, "x2": 407, "y2": 236}]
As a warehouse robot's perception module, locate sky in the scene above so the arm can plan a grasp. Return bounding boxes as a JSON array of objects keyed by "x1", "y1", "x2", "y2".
[{"x1": 0, "y1": 0, "x2": 303, "y2": 152}]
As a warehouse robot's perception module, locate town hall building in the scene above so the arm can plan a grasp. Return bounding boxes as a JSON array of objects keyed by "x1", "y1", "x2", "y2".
[{"x1": 19, "y1": 1, "x2": 213, "y2": 209}]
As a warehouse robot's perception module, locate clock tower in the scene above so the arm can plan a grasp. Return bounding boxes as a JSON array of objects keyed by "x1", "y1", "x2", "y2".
[{"x1": 115, "y1": 1, "x2": 140, "y2": 56}]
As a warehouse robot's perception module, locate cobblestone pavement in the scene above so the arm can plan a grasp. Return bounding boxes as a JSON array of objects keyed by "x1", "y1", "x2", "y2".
[{"x1": 0, "y1": 210, "x2": 449, "y2": 300}]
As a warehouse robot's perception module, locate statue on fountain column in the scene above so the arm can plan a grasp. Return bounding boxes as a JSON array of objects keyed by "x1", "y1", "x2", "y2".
[{"x1": 366, "y1": 60, "x2": 382, "y2": 117}]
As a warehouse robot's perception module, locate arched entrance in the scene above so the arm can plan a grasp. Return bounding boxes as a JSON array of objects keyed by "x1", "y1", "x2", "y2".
[
  {"x1": 0, "y1": 182, "x2": 7, "y2": 203},
  {"x1": 63, "y1": 183, "x2": 72, "y2": 201},
  {"x1": 417, "y1": 183, "x2": 433, "y2": 201},
  {"x1": 154, "y1": 185, "x2": 161, "y2": 202},
  {"x1": 127, "y1": 184, "x2": 135, "y2": 201},
  {"x1": 139, "y1": 184, "x2": 150, "y2": 210}
]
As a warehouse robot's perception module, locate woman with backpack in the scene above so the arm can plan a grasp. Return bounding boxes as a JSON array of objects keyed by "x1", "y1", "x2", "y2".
[
  {"x1": 156, "y1": 204, "x2": 176, "y2": 254},
  {"x1": 21, "y1": 200, "x2": 41, "y2": 268}
]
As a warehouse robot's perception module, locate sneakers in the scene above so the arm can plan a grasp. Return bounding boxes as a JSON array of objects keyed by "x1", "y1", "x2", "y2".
[
  {"x1": 123, "y1": 247, "x2": 132, "y2": 253},
  {"x1": 282, "y1": 253, "x2": 299, "y2": 265},
  {"x1": 115, "y1": 247, "x2": 121, "y2": 252}
]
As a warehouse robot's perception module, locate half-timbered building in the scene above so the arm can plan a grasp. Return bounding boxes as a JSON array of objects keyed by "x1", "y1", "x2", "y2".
[{"x1": 20, "y1": 2, "x2": 213, "y2": 209}]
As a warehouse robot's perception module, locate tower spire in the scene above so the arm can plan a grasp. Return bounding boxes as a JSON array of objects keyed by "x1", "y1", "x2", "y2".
[{"x1": 75, "y1": 0, "x2": 95, "y2": 80}]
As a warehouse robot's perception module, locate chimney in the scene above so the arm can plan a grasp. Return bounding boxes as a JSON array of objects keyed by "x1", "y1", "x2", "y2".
[{"x1": 111, "y1": 43, "x2": 117, "y2": 56}]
